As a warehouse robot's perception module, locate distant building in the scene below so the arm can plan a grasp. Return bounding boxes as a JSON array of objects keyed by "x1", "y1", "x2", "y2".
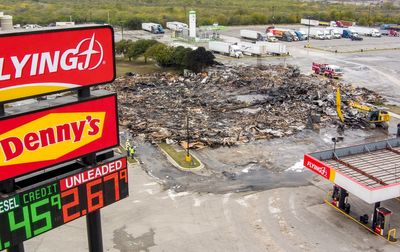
[{"x1": 0, "y1": 12, "x2": 14, "y2": 31}]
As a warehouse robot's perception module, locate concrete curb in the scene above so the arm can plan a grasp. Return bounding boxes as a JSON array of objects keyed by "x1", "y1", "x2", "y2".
[{"x1": 158, "y1": 145, "x2": 204, "y2": 172}]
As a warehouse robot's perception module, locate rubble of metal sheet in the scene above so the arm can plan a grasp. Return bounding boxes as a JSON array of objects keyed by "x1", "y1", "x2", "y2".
[{"x1": 100, "y1": 64, "x2": 385, "y2": 147}]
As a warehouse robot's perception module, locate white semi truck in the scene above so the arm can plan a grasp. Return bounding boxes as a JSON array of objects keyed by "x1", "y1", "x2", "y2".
[
  {"x1": 240, "y1": 29, "x2": 267, "y2": 41},
  {"x1": 208, "y1": 41, "x2": 243, "y2": 58},
  {"x1": 141, "y1": 23, "x2": 165, "y2": 34},
  {"x1": 325, "y1": 27, "x2": 341, "y2": 39},
  {"x1": 301, "y1": 28, "x2": 325, "y2": 39},
  {"x1": 350, "y1": 26, "x2": 381, "y2": 37},
  {"x1": 166, "y1": 21, "x2": 188, "y2": 31}
]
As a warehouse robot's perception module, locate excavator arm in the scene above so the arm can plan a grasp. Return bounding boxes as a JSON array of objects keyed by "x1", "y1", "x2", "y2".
[{"x1": 336, "y1": 88, "x2": 344, "y2": 123}]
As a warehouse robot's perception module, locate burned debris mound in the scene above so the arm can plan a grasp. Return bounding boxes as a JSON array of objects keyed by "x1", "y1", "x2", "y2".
[{"x1": 101, "y1": 65, "x2": 384, "y2": 147}]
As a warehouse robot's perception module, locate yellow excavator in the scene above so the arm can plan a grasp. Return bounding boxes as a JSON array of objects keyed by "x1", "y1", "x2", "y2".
[{"x1": 336, "y1": 88, "x2": 390, "y2": 129}]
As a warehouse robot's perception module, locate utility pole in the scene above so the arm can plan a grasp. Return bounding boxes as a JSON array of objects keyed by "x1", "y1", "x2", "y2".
[
  {"x1": 368, "y1": 4, "x2": 371, "y2": 26},
  {"x1": 272, "y1": 5, "x2": 275, "y2": 25}
]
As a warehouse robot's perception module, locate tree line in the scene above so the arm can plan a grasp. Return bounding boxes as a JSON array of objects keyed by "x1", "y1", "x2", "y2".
[
  {"x1": 2, "y1": 0, "x2": 399, "y2": 28},
  {"x1": 116, "y1": 39, "x2": 215, "y2": 73}
]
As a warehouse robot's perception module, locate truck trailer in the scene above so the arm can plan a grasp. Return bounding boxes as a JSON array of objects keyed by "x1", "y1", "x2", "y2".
[
  {"x1": 208, "y1": 41, "x2": 243, "y2": 58},
  {"x1": 240, "y1": 29, "x2": 267, "y2": 41},
  {"x1": 166, "y1": 21, "x2": 188, "y2": 31},
  {"x1": 266, "y1": 27, "x2": 293, "y2": 42},
  {"x1": 300, "y1": 28, "x2": 325, "y2": 40},
  {"x1": 256, "y1": 41, "x2": 288, "y2": 55},
  {"x1": 350, "y1": 26, "x2": 381, "y2": 37},
  {"x1": 325, "y1": 27, "x2": 341, "y2": 39},
  {"x1": 342, "y1": 29, "x2": 363, "y2": 40},
  {"x1": 142, "y1": 23, "x2": 165, "y2": 34},
  {"x1": 335, "y1": 20, "x2": 355, "y2": 28},
  {"x1": 237, "y1": 42, "x2": 267, "y2": 56},
  {"x1": 300, "y1": 18, "x2": 319, "y2": 26}
]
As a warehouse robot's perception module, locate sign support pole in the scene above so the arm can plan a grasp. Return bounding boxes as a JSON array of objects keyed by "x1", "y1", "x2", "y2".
[
  {"x1": 0, "y1": 104, "x2": 4, "y2": 117},
  {"x1": 0, "y1": 179, "x2": 25, "y2": 252},
  {"x1": 79, "y1": 87, "x2": 104, "y2": 252}
]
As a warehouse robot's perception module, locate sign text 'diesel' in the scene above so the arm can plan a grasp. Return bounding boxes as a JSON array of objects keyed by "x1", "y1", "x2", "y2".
[
  {"x1": 0, "y1": 94, "x2": 119, "y2": 181},
  {"x1": 0, "y1": 25, "x2": 115, "y2": 103}
]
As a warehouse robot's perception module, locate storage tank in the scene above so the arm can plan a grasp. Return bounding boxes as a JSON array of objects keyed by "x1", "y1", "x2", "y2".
[
  {"x1": 1, "y1": 15, "x2": 14, "y2": 31},
  {"x1": 189, "y1": 10, "x2": 196, "y2": 38}
]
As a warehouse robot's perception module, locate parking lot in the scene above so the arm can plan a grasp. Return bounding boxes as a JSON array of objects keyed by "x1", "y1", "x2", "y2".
[{"x1": 25, "y1": 26, "x2": 400, "y2": 251}]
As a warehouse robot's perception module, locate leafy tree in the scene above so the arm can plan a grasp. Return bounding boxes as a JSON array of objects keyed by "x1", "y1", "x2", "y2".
[
  {"x1": 171, "y1": 46, "x2": 192, "y2": 67},
  {"x1": 183, "y1": 47, "x2": 215, "y2": 73},
  {"x1": 126, "y1": 39, "x2": 159, "y2": 61},
  {"x1": 144, "y1": 43, "x2": 174, "y2": 67},
  {"x1": 115, "y1": 39, "x2": 133, "y2": 55}
]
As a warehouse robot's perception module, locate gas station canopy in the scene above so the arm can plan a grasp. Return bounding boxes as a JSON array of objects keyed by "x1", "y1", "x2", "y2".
[{"x1": 304, "y1": 138, "x2": 400, "y2": 204}]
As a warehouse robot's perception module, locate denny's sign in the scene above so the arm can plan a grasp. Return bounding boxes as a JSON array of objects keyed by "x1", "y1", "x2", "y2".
[
  {"x1": 0, "y1": 94, "x2": 118, "y2": 181},
  {"x1": 0, "y1": 26, "x2": 115, "y2": 103}
]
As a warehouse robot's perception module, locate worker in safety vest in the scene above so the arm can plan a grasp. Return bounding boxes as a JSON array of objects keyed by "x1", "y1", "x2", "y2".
[
  {"x1": 125, "y1": 140, "x2": 131, "y2": 156},
  {"x1": 129, "y1": 146, "x2": 135, "y2": 159}
]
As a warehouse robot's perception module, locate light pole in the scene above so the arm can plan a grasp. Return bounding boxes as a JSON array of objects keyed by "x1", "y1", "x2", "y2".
[
  {"x1": 307, "y1": 16, "x2": 311, "y2": 48},
  {"x1": 185, "y1": 115, "x2": 192, "y2": 162},
  {"x1": 332, "y1": 137, "x2": 344, "y2": 157}
]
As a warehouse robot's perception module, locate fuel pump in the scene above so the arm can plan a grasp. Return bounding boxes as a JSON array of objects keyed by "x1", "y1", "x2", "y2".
[
  {"x1": 331, "y1": 185, "x2": 350, "y2": 214},
  {"x1": 373, "y1": 206, "x2": 392, "y2": 237}
]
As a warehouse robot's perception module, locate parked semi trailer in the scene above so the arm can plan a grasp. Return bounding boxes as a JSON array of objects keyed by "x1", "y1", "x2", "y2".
[
  {"x1": 142, "y1": 23, "x2": 165, "y2": 34},
  {"x1": 208, "y1": 41, "x2": 243, "y2": 58},
  {"x1": 256, "y1": 41, "x2": 288, "y2": 55},
  {"x1": 350, "y1": 26, "x2": 381, "y2": 37},
  {"x1": 237, "y1": 42, "x2": 266, "y2": 56},
  {"x1": 300, "y1": 18, "x2": 319, "y2": 26},
  {"x1": 325, "y1": 27, "x2": 341, "y2": 39},
  {"x1": 240, "y1": 29, "x2": 267, "y2": 41},
  {"x1": 342, "y1": 29, "x2": 363, "y2": 40},
  {"x1": 166, "y1": 21, "x2": 188, "y2": 31},
  {"x1": 300, "y1": 28, "x2": 325, "y2": 40},
  {"x1": 266, "y1": 27, "x2": 293, "y2": 42}
]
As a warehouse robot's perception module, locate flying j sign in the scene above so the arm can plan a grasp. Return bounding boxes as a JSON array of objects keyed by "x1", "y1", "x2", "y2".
[
  {"x1": 0, "y1": 25, "x2": 115, "y2": 103},
  {"x1": 0, "y1": 94, "x2": 119, "y2": 181}
]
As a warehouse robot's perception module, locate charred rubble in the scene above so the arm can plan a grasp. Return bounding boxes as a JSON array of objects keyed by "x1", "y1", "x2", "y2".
[{"x1": 100, "y1": 64, "x2": 385, "y2": 147}]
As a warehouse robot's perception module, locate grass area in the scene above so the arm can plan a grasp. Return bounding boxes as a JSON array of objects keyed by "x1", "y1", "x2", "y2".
[
  {"x1": 116, "y1": 58, "x2": 180, "y2": 76},
  {"x1": 159, "y1": 143, "x2": 201, "y2": 169}
]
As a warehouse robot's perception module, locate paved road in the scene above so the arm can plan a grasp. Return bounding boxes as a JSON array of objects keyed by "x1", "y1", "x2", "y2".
[{"x1": 25, "y1": 163, "x2": 400, "y2": 251}]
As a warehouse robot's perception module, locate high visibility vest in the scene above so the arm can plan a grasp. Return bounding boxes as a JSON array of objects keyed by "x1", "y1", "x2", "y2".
[{"x1": 129, "y1": 148, "x2": 135, "y2": 155}]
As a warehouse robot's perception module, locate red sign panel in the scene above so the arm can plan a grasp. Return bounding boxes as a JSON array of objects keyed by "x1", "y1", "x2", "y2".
[
  {"x1": 0, "y1": 26, "x2": 115, "y2": 103},
  {"x1": 0, "y1": 94, "x2": 118, "y2": 181},
  {"x1": 303, "y1": 154, "x2": 333, "y2": 181}
]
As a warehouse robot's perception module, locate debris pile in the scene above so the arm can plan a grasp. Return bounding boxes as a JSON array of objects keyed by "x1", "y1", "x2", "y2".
[{"x1": 100, "y1": 65, "x2": 385, "y2": 147}]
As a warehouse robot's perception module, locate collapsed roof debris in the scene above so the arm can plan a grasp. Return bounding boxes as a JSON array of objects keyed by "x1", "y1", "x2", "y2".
[{"x1": 100, "y1": 64, "x2": 385, "y2": 147}]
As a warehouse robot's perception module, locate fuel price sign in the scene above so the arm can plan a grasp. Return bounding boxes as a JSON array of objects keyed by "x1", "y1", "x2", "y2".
[{"x1": 0, "y1": 156, "x2": 128, "y2": 250}]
